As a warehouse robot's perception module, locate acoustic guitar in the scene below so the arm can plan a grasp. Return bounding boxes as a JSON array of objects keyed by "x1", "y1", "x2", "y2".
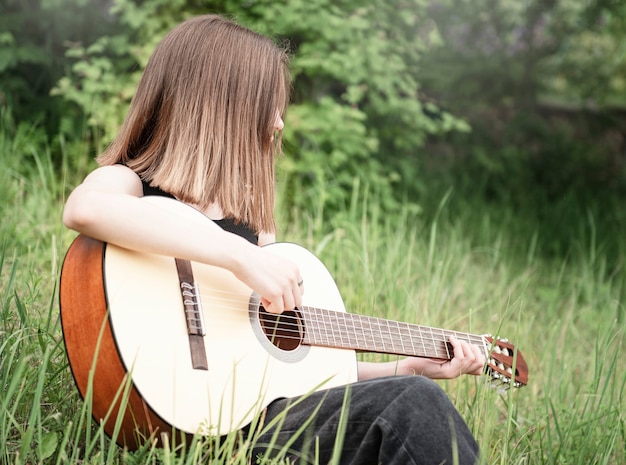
[{"x1": 59, "y1": 197, "x2": 528, "y2": 450}]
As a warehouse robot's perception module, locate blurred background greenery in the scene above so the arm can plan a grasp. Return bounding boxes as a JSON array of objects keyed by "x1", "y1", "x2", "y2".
[{"x1": 2, "y1": 0, "x2": 625, "y2": 272}]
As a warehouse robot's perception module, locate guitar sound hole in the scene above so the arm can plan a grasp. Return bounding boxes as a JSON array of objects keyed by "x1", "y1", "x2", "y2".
[{"x1": 258, "y1": 306, "x2": 303, "y2": 351}]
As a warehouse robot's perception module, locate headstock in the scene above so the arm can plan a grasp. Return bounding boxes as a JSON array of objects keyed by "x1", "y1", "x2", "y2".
[{"x1": 484, "y1": 336, "x2": 529, "y2": 388}]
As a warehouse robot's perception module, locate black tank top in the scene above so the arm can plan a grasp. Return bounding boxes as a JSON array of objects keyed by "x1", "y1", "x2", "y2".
[{"x1": 142, "y1": 181, "x2": 259, "y2": 245}]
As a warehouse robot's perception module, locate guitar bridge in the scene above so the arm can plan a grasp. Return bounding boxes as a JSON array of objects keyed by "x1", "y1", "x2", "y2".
[
  {"x1": 181, "y1": 282, "x2": 206, "y2": 336},
  {"x1": 175, "y1": 258, "x2": 208, "y2": 371}
]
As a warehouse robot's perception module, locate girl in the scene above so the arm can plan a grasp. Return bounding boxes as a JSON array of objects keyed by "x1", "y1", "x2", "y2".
[{"x1": 63, "y1": 14, "x2": 486, "y2": 464}]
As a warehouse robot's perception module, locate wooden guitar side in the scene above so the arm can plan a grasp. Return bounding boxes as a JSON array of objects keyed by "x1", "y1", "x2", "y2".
[{"x1": 59, "y1": 235, "x2": 173, "y2": 449}]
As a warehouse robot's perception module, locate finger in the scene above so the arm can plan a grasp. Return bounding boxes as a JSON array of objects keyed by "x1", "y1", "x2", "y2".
[
  {"x1": 282, "y1": 274, "x2": 305, "y2": 311},
  {"x1": 289, "y1": 291, "x2": 302, "y2": 310},
  {"x1": 470, "y1": 344, "x2": 487, "y2": 374},
  {"x1": 262, "y1": 296, "x2": 284, "y2": 314},
  {"x1": 449, "y1": 336, "x2": 465, "y2": 361},
  {"x1": 471, "y1": 343, "x2": 485, "y2": 363},
  {"x1": 454, "y1": 338, "x2": 486, "y2": 376},
  {"x1": 294, "y1": 279, "x2": 304, "y2": 308},
  {"x1": 457, "y1": 340, "x2": 483, "y2": 375},
  {"x1": 282, "y1": 291, "x2": 296, "y2": 312},
  {"x1": 462, "y1": 341, "x2": 477, "y2": 362}
]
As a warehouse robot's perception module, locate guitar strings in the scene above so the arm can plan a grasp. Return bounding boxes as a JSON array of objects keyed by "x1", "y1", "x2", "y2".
[
  {"x1": 173, "y1": 287, "x2": 487, "y2": 358},
  {"x1": 194, "y1": 287, "x2": 486, "y2": 348},
  {"x1": 127, "y1": 280, "x2": 509, "y2": 370},
  {"x1": 155, "y1": 276, "x2": 485, "y2": 355}
]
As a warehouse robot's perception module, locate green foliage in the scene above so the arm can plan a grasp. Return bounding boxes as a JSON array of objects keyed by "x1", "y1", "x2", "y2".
[
  {"x1": 412, "y1": 0, "x2": 626, "y2": 267},
  {"x1": 52, "y1": 0, "x2": 208, "y2": 149},
  {"x1": 539, "y1": 0, "x2": 626, "y2": 105},
  {"x1": 421, "y1": 0, "x2": 626, "y2": 107},
  {"x1": 0, "y1": 0, "x2": 118, "y2": 138},
  {"x1": 50, "y1": 0, "x2": 467, "y2": 219}
]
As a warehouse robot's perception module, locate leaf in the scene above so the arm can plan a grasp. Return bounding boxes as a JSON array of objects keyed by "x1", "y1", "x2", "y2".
[{"x1": 39, "y1": 431, "x2": 58, "y2": 461}]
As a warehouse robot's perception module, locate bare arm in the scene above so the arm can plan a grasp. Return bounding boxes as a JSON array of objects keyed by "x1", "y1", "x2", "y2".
[
  {"x1": 357, "y1": 336, "x2": 486, "y2": 381},
  {"x1": 63, "y1": 165, "x2": 303, "y2": 314}
]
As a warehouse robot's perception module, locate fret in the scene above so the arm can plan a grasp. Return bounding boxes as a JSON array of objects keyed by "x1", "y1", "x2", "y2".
[
  {"x1": 385, "y1": 320, "x2": 395, "y2": 353},
  {"x1": 439, "y1": 329, "x2": 452, "y2": 360},
  {"x1": 375, "y1": 317, "x2": 386, "y2": 352},
  {"x1": 333, "y1": 311, "x2": 343, "y2": 347},
  {"x1": 312, "y1": 307, "x2": 322, "y2": 344},
  {"x1": 397, "y1": 321, "x2": 409, "y2": 356},
  {"x1": 393, "y1": 320, "x2": 402, "y2": 353},
  {"x1": 301, "y1": 307, "x2": 324, "y2": 345},
  {"x1": 417, "y1": 326, "x2": 432, "y2": 355},
  {"x1": 350, "y1": 314, "x2": 367, "y2": 347},
  {"x1": 423, "y1": 326, "x2": 433, "y2": 358},
  {"x1": 357, "y1": 314, "x2": 367, "y2": 349},
  {"x1": 428, "y1": 326, "x2": 440, "y2": 357},
  {"x1": 394, "y1": 321, "x2": 404, "y2": 355},
  {"x1": 363, "y1": 316, "x2": 375, "y2": 350},
  {"x1": 352, "y1": 315, "x2": 360, "y2": 347},
  {"x1": 410, "y1": 324, "x2": 421, "y2": 357},
  {"x1": 405, "y1": 322, "x2": 417, "y2": 357},
  {"x1": 339, "y1": 312, "x2": 348, "y2": 348},
  {"x1": 385, "y1": 320, "x2": 394, "y2": 353},
  {"x1": 344, "y1": 313, "x2": 354, "y2": 348},
  {"x1": 303, "y1": 306, "x2": 319, "y2": 345},
  {"x1": 371, "y1": 319, "x2": 380, "y2": 352},
  {"x1": 428, "y1": 326, "x2": 440, "y2": 358},
  {"x1": 323, "y1": 309, "x2": 334, "y2": 347},
  {"x1": 437, "y1": 327, "x2": 446, "y2": 358}
]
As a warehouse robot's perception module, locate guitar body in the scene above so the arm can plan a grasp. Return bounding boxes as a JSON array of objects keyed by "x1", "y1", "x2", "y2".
[{"x1": 59, "y1": 201, "x2": 357, "y2": 449}]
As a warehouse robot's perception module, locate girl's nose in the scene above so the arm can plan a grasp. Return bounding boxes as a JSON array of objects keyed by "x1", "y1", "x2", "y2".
[{"x1": 274, "y1": 113, "x2": 284, "y2": 132}]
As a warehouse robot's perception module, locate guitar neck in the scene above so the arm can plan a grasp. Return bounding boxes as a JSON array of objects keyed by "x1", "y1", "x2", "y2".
[{"x1": 300, "y1": 307, "x2": 486, "y2": 360}]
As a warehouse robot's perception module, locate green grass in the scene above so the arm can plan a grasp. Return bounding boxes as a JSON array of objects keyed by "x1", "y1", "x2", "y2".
[{"x1": 1, "y1": 118, "x2": 624, "y2": 464}]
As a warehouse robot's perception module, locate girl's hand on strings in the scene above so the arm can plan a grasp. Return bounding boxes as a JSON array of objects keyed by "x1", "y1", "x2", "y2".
[{"x1": 233, "y1": 245, "x2": 304, "y2": 315}]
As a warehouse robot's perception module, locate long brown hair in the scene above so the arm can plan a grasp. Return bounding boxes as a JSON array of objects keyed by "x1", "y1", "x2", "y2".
[{"x1": 97, "y1": 15, "x2": 290, "y2": 234}]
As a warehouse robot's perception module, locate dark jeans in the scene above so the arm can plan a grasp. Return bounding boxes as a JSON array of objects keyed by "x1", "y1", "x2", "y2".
[{"x1": 251, "y1": 375, "x2": 481, "y2": 465}]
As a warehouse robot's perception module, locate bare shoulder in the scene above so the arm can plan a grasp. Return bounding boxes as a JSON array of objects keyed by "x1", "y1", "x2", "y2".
[
  {"x1": 79, "y1": 165, "x2": 143, "y2": 196},
  {"x1": 258, "y1": 232, "x2": 276, "y2": 246},
  {"x1": 63, "y1": 165, "x2": 144, "y2": 231}
]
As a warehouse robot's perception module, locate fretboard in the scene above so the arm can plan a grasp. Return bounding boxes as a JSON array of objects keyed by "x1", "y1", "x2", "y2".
[{"x1": 300, "y1": 306, "x2": 486, "y2": 360}]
